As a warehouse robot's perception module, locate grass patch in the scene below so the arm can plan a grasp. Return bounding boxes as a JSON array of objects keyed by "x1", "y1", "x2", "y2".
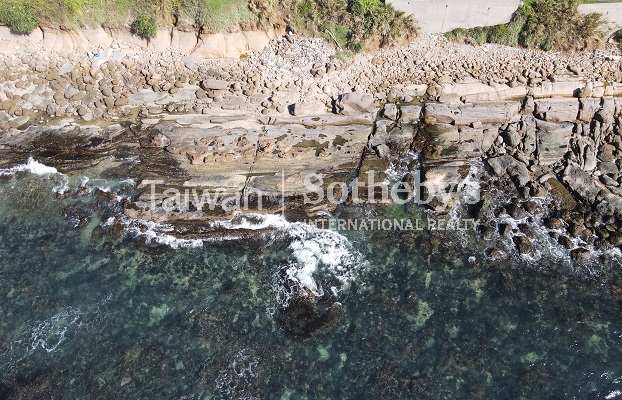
[
  {"x1": 0, "y1": 0, "x2": 253, "y2": 32},
  {"x1": 0, "y1": 0, "x2": 417, "y2": 49},
  {"x1": 446, "y1": 0, "x2": 607, "y2": 51},
  {"x1": 0, "y1": 1, "x2": 41, "y2": 34},
  {"x1": 179, "y1": 0, "x2": 254, "y2": 33}
]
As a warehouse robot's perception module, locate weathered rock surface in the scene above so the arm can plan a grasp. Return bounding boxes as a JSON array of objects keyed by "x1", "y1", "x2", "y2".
[
  {"x1": 535, "y1": 120, "x2": 573, "y2": 166},
  {"x1": 336, "y1": 92, "x2": 377, "y2": 116},
  {"x1": 423, "y1": 102, "x2": 521, "y2": 126}
]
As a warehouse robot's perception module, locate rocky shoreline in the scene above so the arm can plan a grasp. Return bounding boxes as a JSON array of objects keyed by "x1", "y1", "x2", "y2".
[
  {"x1": 0, "y1": 33, "x2": 621, "y2": 262},
  {"x1": 0, "y1": 33, "x2": 621, "y2": 130}
]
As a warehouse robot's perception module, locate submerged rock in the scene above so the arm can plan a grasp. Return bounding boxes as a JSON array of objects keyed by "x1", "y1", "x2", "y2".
[
  {"x1": 61, "y1": 202, "x2": 93, "y2": 229},
  {"x1": 280, "y1": 283, "x2": 343, "y2": 338},
  {"x1": 513, "y1": 235, "x2": 535, "y2": 255},
  {"x1": 570, "y1": 247, "x2": 591, "y2": 262}
]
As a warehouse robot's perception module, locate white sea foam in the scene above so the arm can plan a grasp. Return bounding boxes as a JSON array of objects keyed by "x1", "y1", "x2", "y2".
[
  {"x1": 212, "y1": 212, "x2": 365, "y2": 297},
  {"x1": 1, "y1": 295, "x2": 111, "y2": 371},
  {"x1": 0, "y1": 157, "x2": 71, "y2": 194},
  {"x1": 28, "y1": 307, "x2": 82, "y2": 353},
  {"x1": 214, "y1": 349, "x2": 260, "y2": 399},
  {"x1": 606, "y1": 390, "x2": 622, "y2": 399},
  {"x1": 0, "y1": 157, "x2": 59, "y2": 176},
  {"x1": 119, "y1": 217, "x2": 204, "y2": 249},
  {"x1": 383, "y1": 151, "x2": 419, "y2": 185}
]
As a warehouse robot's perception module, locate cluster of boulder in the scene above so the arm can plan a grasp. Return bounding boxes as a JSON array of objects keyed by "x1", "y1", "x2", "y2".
[
  {"x1": 379, "y1": 94, "x2": 622, "y2": 260},
  {"x1": 0, "y1": 33, "x2": 621, "y2": 132}
]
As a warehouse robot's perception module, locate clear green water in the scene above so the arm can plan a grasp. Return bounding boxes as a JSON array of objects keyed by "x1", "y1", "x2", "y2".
[{"x1": 1, "y1": 172, "x2": 622, "y2": 399}]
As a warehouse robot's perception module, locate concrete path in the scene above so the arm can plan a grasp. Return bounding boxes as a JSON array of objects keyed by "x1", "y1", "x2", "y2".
[
  {"x1": 388, "y1": 0, "x2": 521, "y2": 33},
  {"x1": 578, "y1": 3, "x2": 622, "y2": 31}
]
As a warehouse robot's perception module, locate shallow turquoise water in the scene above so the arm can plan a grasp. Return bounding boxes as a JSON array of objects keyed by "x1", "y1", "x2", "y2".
[{"x1": 0, "y1": 172, "x2": 622, "y2": 399}]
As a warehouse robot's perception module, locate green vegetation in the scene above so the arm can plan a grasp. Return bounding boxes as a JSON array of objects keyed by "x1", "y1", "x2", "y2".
[
  {"x1": 131, "y1": 14, "x2": 157, "y2": 39},
  {"x1": 179, "y1": 0, "x2": 254, "y2": 32},
  {"x1": 0, "y1": 0, "x2": 417, "y2": 50},
  {"x1": 332, "y1": 49, "x2": 355, "y2": 62},
  {"x1": 446, "y1": 0, "x2": 608, "y2": 51},
  {"x1": 251, "y1": 0, "x2": 418, "y2": 51},
  {"x1": 0, "y1": 1, "x2": 40, "y2": 34},
  {"x1": 0, "y1": 0, "x2": 145, "y2": 32},
  {"x1": 0, "y1": 0, "x2": 251, "y2": 34}
]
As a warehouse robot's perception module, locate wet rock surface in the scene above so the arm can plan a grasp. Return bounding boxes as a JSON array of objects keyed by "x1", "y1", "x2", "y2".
[
  {"x1": 2, "y1": 83, "x2": 622, "y2": 259},
  {"x1": 0, "y1": 31, "x2": 621, "y2": 263},
  {"x1": 280, "y1": 286, "x2": 343, "y2": 338}
]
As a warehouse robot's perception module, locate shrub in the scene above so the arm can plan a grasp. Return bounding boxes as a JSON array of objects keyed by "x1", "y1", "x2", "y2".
[
  {"x1": 446, "y1": 0, "x2": 606, "y2": 52},
  {"x1": 298, "y1": 0, "x2": 315, "y2": 19},
  {"x1": 131, "y1": 14, "x2": 157, "y2": 39},
  {"x1": 249, "y1": 0, "x2": 418, "y2": 51},
  {"x1": 0, "y1": 1, "x2": 39, "y2": 34},
  {"x1": 350, "y1": 0, "x2": 381, "y2": 16},
  {"x1": 347, "y1": 41, "x2": 363, "y2": 52}
]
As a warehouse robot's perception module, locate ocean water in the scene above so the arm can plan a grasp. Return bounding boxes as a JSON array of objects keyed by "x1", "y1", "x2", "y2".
[{"x1": 0, "y1": 164, "x2": 622, "y2": 399}]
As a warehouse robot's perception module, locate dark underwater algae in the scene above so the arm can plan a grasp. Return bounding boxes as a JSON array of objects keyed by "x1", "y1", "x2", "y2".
[{"x1": 0, "y1": 175, "x2": 620, "y2": 398}]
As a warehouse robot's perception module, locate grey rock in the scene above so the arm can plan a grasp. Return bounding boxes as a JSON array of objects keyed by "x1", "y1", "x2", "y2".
[
  {"x1": 424, "y1": 102, "x2": 521, "y2": 126},
  {"x1": 383, "y1": 103, "x2": 398, "y2": 120},
  {"x1": 598, "y1": 161, "x2": 619, "y2": 175},
  {"x1": 502, "y1": 124, "x2": 521, "y2": 147},
  {"x1": 336, "y1": 92, "x2": 377, "y2": 116},
  {"x1": 292, "y1": 102, "x2": 328, "y2": 116},
  {"x1": 534, "y1": 98, "x2": 579, "y2": 123},
  {"x1": 578, "y1": 98, "x2": 600, "y2": 122},
  {"x1": 400, "y1": 105, "x2": 422, "y2": 124},
  {"x1": 8, "y1": 116, "x2": 29, "y2": 128},
  {"x1": 570, "y1": 248, "x2": 590, "y2": 262},
  {"x1": 46, "y1": 103, "x2": 56, "y2": 116},
  {"x1": 535, "y1": 120, "x2": 573, "y2": 166},
  {"x1": 487, "y1": 155, "x2": 531, "y2": 186},
  {"x1": 595, "y1": 108, "x2": 614, "y2": 125},
  {"x1": 563, "y1": 163, "x2": 602, "y2": 203},
  {"x1": 375, "y1": 143, "x2": 391, "y2": 159},
  {"x1": 201, "y1": 79, "x2": 229, "y2": 90},
  {"x1": 58, "y1": 63, "x2": 74, "y2": 76},
  {"x1": 513, "y1": 235, "x2": 534, "y2": 254},
  {"x1": 64, "y1": 86, "x2": 80, "y2": 99}
]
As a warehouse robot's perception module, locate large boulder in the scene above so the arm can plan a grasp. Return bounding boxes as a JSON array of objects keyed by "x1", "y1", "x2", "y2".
[
  {"x1": 578, "y1": 98, "x2": 601, "y2": 122},
  {"x1": 423, "y1": 124, "x2": 497, "y2": 164},
  {"x1": 438, "y1": 79, "x2": 499, "y2": 103},
  {"x1": 399, "y1": 105, "x2": 422, "y2": 124},
  {"x1": 487, "y1": 155, "x2": 531, "y2": 187},
  {"x1": 563, "y1": 162, "x2": 601, "y2": 203},
  {"x1": 201, "y1": 79, "x2": 229, "y2": 91},
  {"x1": 336, "y1": 92, "x2": 377, "y2": 116},
  {"x1": 535, "y1": 120, "x2": 573, "y2": 166},
  {"x1": 534, "y1": 98, "x2": 579, "y2": 123},
  {"x1": 423, "y1": 102, "x2": 521, "y2": 126}
]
